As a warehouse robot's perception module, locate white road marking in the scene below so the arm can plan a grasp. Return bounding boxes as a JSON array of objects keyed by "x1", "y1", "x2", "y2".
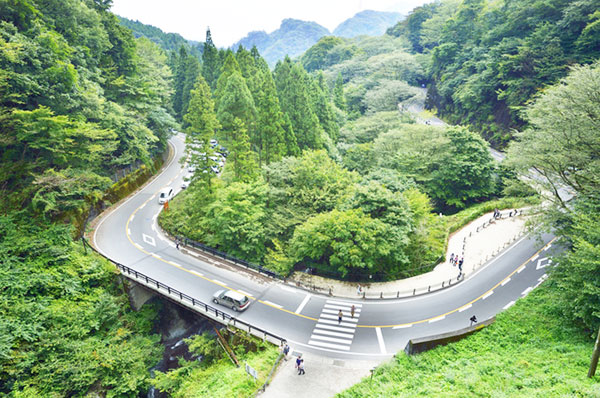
[
  {"x1": 326, "y1": 299, "x2": 362, "y2": 307},
  {"x1": 153, "y1": 254, "x2": 162, "y2": 259},
  {"x1": 314, "y1": 323, "x2": 357, "y2": 334},
  {"x1": 392, "y1": 324, "x2": 413, "y2": 329},
  {"x1": 482, "y1": 291, "x2": 494, "y2": 300},
  {"x1": 151, "y1": 223, "x2": 156, "y2": 232},
  {"x1": 536, "y1": 257, "x2": 551, "y2": 270},
  {"x1": 312, "y1": 328, "x2": 355, "y2": 339},
  {"x1": 459, "y1": 304, "x2": 472, "y2": 312},
  {"x1": 309, "y1": 334, "x2": 353, "y2": 345},
  {"x1": 263, "y1": 300, "x2": 283, "y2": 309},
  {"x1": 142, "y1": 234, "x2": 156, "y2": 246},
  {"x1": 130, "y1": 214, "x2": 135, "y2": 222},
  {"x1": 375, "y1": 327, "x2": 387, "y2": 354},
  {"x1": 152, "y1": 214, "x2": 158, "y2": 221},
  {"x1": 295, "y1": 294, "x2": 311, "y2": 314},
  {"x1": 322, "y1": 309, "x2": 358, "y2": 317},
  {"x1": 318, "y1": 319, "x2": 357, "y2": 328},
  {"x1": 517, "y1": 265, "x2": 526, "y2": 273},
  {"x1": 501, "y1": 278, "x2": 511, "y2": 286},
  {"x1": 212, "y1": 279, "x2": 227, "y2": 286},
  {"x1": 531, "y1": 254, "x2": 539, "y2": 262},
  {"x1": 503, "y1": 301, "x2": 515, "y2": 310},
  {"x1": 429, "y1": 315, "x2": 445, "y2": 323},
  {"x1": 189, "y1": 270, "x2": 203, "y2": 277},
  {"x1": 324, "y1": 304, "x2": 361, "y2": 312},
  {"x1": 320, "y1": 313, "x2": 359, "y2": 323},
  {"x1": 307, "y1": 340, "x2": 351, "y2": 351},
  {"x1": 140, "y1": 202, "x2": 146, "y2": 209},
  {"x1": 544, "y1": 244, "x2": 552, "y2": 251},
  {"x1": 133, "y1": 242, "x2": 143, "y2": 250},
  {"x1": 127, "y1": 228, "x2": 131, "y2": 235},
  {"x1": 522, "y1": 287, "x2": 533, "y2": 296},
  {"x1": 169, "y1": 261, "x2": 181, "y2": 267}
]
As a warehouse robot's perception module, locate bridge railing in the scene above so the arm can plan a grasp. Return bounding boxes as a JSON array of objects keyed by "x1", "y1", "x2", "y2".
[{"x1": 85, "y1": 239, "x2": 287, "y2": 347}]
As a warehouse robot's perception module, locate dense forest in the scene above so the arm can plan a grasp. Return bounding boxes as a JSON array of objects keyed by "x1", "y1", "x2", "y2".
[
  {"x1": 386, "y1": 0, "x2": 600, "y2": 145},
  {"x1": 0, "y1": 0, "x2": 173, "y2": 395},
  {"x1": 0, "y1": 0, "x2": 599, "y2": 396}
]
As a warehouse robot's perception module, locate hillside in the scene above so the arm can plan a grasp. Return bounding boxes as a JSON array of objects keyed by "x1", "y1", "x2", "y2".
[
  {"x1": 333, "y1": 10, "x2": 403, "y2": 38},
  {"x1": 233, "y1": 18, "x2": 330, "y2": 67},
  {"x1": 118, "y1": 16, "x2": 202, "y2": 58}
]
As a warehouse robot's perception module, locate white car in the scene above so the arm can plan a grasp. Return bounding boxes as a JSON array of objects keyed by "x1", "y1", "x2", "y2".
[
  {"x1": 157, "y1": 187, "x2": 174, "y2": 204},
  {"x1": 181, "y1": 176, "x2": 190, "y2": 189}
]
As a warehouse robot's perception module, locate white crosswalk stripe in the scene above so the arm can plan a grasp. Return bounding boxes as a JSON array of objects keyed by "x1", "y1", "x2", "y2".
[{"x1": 308, "y1": 299, "x2": 362, "y2": 351}]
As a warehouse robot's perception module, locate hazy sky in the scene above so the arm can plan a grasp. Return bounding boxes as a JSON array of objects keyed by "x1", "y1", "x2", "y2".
[{"x1": 110, "y1": 0, "x2": 430, "y2": 47}]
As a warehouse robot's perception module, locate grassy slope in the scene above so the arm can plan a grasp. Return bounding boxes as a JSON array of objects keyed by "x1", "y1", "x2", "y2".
[{"x1": 337, "y1": 286, "x2": 599, "y2": 397}]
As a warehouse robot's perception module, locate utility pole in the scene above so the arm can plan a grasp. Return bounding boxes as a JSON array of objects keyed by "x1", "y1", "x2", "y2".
[{"x1": 588, "y1": 325, "x2": 600, "y2": 378}]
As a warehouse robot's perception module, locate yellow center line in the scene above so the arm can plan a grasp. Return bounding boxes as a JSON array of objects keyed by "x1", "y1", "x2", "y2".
[{"x1": 121, "y1": 141, "x2": 555, "y2": 329}]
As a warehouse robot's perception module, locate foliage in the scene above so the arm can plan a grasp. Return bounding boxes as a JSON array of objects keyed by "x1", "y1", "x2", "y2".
[
  {"x1": 0, "y1": 213, "x2": 162, "y2": 397},
  {"x1": 375, "y1": 124, "x2": 496, "y2": 209},
  {"x1": 336, "y1": 285, "x2": 598, "y2": 397},
  {"x1": 507, "y1": 61, "x2": 600, "y2": 206},
  {"x1": 152, "y1": 331, "x2": 279, "y2": 398},
  {"x1": 301, "y1": 36, "x2": 357, "y2": 72},
  {"x1": 388, "y1": 0, "x2": 600, "y2": 143},
  {"x1": 339, "y1": 111, "x2": 412, "y2": 144}
]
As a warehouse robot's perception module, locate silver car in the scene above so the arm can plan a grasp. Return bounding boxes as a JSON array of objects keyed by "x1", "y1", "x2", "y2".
[{"x1": 212, "y1": 290, "x2": 250, "y2": 312}]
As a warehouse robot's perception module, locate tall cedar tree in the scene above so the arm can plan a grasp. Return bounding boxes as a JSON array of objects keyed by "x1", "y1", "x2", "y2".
[
  {"x1": 334, "y1": 72, "x2": 346, "y2": 111},
  {"x1": 310, "y1": 72, "x2": 339, "y2": 141},
  {"x1": 228, "y1": 117, "x2": 258, "y2": 182},
  {"x1": 273, "y1": 57, "x2": 323, "y2": 150},
  {"x1": 201, "y1": 28, "x2": 220, "y2": 90},
  {"x1": 183, "y1": 75, "x2": 220, "y2": 191}
]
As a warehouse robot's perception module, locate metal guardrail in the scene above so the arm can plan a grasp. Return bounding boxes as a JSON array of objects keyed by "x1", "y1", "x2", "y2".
[
  {"x1": 84, "y1": 239, "x2": 286, "y2": 347},
  {"x1": 177, "y1": 236, "x2": 283, "y2": 280}
]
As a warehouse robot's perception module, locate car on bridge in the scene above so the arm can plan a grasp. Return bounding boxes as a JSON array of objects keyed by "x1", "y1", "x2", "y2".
[{"x1": 212, "y1": 290, "x2": 250, "y2": 312}]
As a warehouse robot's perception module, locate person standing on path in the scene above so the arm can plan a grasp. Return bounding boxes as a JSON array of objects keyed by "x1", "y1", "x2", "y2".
[
  {"x1": 351, "y1": 305, "x2": 355, "y2": 318},
  {"x1": 449, "y1": 253, "x2": 455, "y2": 265},
  {"x1": 175, "y1": 239, "x2": 180, "y2": 250},
  {"x1": 282, "y1": 343, "x2": 290, "y2": 361},
  {"x1": 338, "y1": 309, "x2": 343, "y2": 324},
  {"x1": 298, "y1": 359, "x2": 305, "y2": 375}
]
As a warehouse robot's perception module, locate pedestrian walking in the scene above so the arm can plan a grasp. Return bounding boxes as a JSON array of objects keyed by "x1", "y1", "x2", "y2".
[
  {"x1": 175, "y1": 239, "x2": 180, "y2": 250},
  {"x1": 351, "y1": 305, "x2": 355, "y2": 318},
  {"x1": 338, "y1": 309, "x2": 343, "y2": 324},
  {"x1": 295, "y1": 354, "x2": 302, "y2": 370},
  {"x1": 356, "y1": 284, "x2": 363, "y2": 295},
  {"x1": 282, "y1": 343, "x2": 290, "y2": 361},
  {"x1": 449, "y1": 253, "x2": 455, "y2": 265},
  {"x1": 470, "y1": 315, "x2": 478, "y2": 326},
  {"x1": 298, "y1": 359, "x2": 305, "y2": 375},
  {"x1": 458, "y1": 257, "x2": 464, "y2": 270}
]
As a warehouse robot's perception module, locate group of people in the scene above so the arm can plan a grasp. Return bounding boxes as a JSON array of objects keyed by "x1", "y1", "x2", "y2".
[
  {"x1": 281, "y1": 343, "x2": 305, "y2": 375},
  {"x1": 449, "y1": 253, "x2": 464, "y2": 271}
]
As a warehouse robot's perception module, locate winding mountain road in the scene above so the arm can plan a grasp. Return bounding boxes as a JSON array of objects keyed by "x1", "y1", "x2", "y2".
[{"x1": 93, "y1": 134, "x2": 558, "y2": 361}]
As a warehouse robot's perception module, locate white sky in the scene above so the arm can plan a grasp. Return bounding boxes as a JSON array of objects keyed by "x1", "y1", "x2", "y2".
[{"x1": 110, "y1": 0, "x2": 431, "y2": 47}]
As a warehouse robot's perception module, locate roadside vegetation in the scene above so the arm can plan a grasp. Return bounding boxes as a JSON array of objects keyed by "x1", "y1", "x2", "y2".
[
  {"x1": 337, "y1": 285, "x2": 599, "y2": 397},
  {"x1": 153, "y1": 331, "x2": 279, "y2": 398}
]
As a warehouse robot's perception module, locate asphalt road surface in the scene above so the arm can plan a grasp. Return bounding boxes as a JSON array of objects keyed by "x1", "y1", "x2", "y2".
[{"x1": 93, "y1": 134, "x2": 559, "y2": 360}]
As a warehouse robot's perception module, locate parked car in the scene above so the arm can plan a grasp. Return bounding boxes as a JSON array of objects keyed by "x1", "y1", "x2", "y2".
[
  {"x1": 212, "y1": 290, "x2": 250, "y2": 312},
  {"x1": 210, "y1": 139, "x2": 218, "y2": 148},
  {"x1": 157, "y1": 187, "x2": 174, "y2": 204},
  {"x1": 181, "y1": 176, "x2": 190, "y2": 189}
]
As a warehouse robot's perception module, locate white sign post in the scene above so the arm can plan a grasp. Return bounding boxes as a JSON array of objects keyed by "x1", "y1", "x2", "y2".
[{"x1": 245, "y1": 362, "x2": 258, "y2": 380}]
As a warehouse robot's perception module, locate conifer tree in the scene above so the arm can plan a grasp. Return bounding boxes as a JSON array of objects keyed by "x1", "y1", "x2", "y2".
[
  {"x1": 273, "y1": 57, "x2": 323, "y2": 150},
  {"x1": 229, "y1": 117, "x2": 257, "y2": 182},
  {"x1": 309, "y1": 72, "x2": 339, "y2": 141},
  {"x1": 215, "y1": 51, "x2": 243, "y2": 102},
  {"x1": 255, "y1": 69, "x2": 286, "y2": 165},
  {"x1": 334, "y1": 72, "x2": 346, "y2": 111},
  {"x1": 202, "y1": 28, "x2": 220, "y2": 90},
  {"x1": 282, "y1": 113, "x2": 300, "y2": 156},
  {"x1": 183, "y1": 75, "x2": 220, "y2": 191}
]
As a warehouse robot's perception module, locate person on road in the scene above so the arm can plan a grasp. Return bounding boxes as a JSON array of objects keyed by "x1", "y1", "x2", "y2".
[
  {"x1": 298, "y1": 359, "x2": 305, "y2": 375},
  {"x1": 351, "y1": 305, "x2": 355, "y2": 318},
  {"x1": 338, "y1": 309, "x2": 343, "y2": 324},
  {"x1": 470, "y1": 315, "x2": 478, "y2": 326}
]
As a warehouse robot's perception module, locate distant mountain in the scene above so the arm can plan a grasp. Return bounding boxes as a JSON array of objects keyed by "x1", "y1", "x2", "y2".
[
  {"x1": 117, "y1": 16, "x2": 202, "y2": 58},
  {"x1": 232, "y1": 19, "x2": 330, "y2": 67},
  {"x1": 333, "y1": 10, "x2": 403, "y2": 38}
]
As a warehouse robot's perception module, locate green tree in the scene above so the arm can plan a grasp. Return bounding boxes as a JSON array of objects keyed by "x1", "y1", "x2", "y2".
[
  {"x1": 273, "y1": 57, "x2": 323, "y2": 150},
  {"x1": 289, "y1": 209, "x2": 392, "y2": 279},
  {"x1": 201, "y1": 27, "x2": 220, "y2": 90},
  {"x1": 228, "y1": 117, "x2": 257, "y2": 182},
  {"x1": 333, "y1": 72, "x2": 346, "y2": 111},
  {"x1": 309, "y1": 72, "x2": 339, "y2": 141},
  {"x1": 184, "y1": 75, "x2": 221, "y2": 191}
]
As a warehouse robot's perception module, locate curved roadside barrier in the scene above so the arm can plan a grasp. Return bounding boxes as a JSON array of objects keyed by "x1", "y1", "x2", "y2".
[{"x1": 83, "y1": 239, "x2": 287, "y2": 347}]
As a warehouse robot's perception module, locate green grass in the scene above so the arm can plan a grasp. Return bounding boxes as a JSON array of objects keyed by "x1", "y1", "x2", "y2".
[{"x1": 337, "y1": 285, "x2": 600, "y2": 397}]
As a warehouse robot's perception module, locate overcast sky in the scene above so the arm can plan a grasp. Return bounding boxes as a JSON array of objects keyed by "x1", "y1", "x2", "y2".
[{"x1": 110, "y1": 0, "x2": 430, "y2": 47}]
